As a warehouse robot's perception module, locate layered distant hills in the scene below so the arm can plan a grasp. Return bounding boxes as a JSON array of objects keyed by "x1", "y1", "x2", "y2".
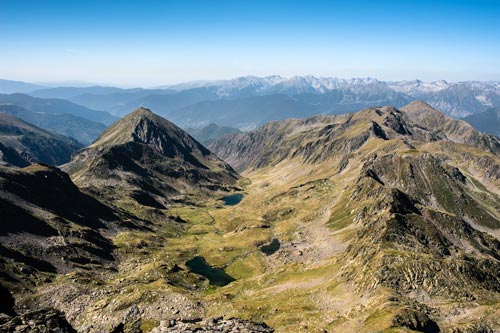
[
  {"x1": 186, "y1": 123, "x2": 242, "y2": 144},
  {"x1": 0, "y1": 104, "x2": 106, "y2": 145},
  {"x1": 2, "y1": 76, "x2": 499, "y2": 132},
  {"x1": 0, "y1": 93, "x2": 117, "y2": 125}
]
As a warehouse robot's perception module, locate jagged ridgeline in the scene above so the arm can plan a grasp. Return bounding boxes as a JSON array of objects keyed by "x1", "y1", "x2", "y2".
[
  {"x1": 208, "y1": 101, "x2": 500, "y2": 331},
  {"x1": 63, "y1": 107, "x2": 240, "y2": 209}
]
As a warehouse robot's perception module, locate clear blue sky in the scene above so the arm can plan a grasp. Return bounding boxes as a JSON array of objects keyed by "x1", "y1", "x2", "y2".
[{"x1": 0, "y1": 0, "x2": 499, "y2": 86}]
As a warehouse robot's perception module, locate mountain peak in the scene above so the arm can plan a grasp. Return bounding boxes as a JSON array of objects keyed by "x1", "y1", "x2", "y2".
[
  {"x1": 64, "y1": 107, "x2": 240, "y2": 207},
  {"x1": 90, "y1": 107, "x2": 188, "y2": 152},
  {"x1": 403, "y1": 99, "x2": 435, "y2": 110},
  {"x1": 131, "y1": 106, "x2": 154, "y2": 116}
]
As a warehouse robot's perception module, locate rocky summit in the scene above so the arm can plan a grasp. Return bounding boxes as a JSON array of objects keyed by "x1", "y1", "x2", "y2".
[
  {"x1": 63, "y1": 107, "x2": 240, "y2": 210},
  {"x1": 1, "y1": 103, "x2": 500, "y2": 332}
]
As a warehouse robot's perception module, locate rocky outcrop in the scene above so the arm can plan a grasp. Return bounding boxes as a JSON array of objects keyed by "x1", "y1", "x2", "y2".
[
  {"x1": 150, "y1": 317, "x2": 274, "y2": 333},
  {"x1": 393, "y1": 308, "x2": 440, "y2": 333},
  {"x1": 0, "y1": 308, "x2": 76, "y2": 333},
  {"x1": 0, "y1": 163, "x2": 119, "y2": 286}
]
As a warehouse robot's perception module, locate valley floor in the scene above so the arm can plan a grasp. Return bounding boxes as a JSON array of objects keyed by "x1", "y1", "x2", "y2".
[{"x1": 19, "y1": 159, "x2": 500, "y2": 333}]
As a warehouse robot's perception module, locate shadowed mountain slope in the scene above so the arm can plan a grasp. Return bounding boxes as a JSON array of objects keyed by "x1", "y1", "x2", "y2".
[
  {"x1": 462, "y1": 106, "x2": 500, "y2": 137},
  {"x1": 0, "y1": 164, "x2": 120, "y2": 288},
  {"x1": 0, "y1": 113, "x2": 82, "y2": 167}
]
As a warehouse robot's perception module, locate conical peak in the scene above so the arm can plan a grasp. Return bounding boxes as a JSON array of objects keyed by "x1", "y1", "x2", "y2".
[
  {"x1": 126, "y1": 107, "x2": 160, "y2": 124},
  {"x1": 90, "y1": 107, "x2": 180, "y2": 148},
  {"x1": 131, "y1": 107, "x2": 154, "y2": 116}
]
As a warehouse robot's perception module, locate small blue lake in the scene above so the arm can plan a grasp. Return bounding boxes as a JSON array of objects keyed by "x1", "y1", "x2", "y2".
[
  {"x1": 185, "y1": 256, "x2": 235, "y2": 286},
  {"x1": 260, "y1": 239, "x2": 280, "y2": 256},
  {"x1": 220, "y1": 193, "x2": 244, "y2": 206}
]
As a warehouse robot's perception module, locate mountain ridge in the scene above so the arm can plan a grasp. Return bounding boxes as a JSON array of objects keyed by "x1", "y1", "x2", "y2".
[
  {"x1": 0, "y1": 113, "x2": 82, "y2": 167},
  {"x1": 17, "y1": 76, "x2": 500, "y2": 124},
  {"x1": 0, "y1": 104, "x2": 106, "y2": 145}
]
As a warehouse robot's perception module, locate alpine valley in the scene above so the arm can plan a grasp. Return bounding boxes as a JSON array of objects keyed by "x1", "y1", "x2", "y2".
[{"x1": 0, "y1": 89, "x2": 500, "y2": 332}]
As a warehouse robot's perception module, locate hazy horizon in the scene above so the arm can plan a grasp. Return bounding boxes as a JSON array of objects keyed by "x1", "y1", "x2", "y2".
[
  {"x1": 1, "y1": 0, "x2": 499, "y2": 86},
  {"x1": 0, "y1": 75, "x2": 497, "y2": 91}
]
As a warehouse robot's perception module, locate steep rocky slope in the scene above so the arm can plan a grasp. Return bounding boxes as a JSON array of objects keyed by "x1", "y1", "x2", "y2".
[
  {"x1": 0, "y1": 113, "x2": 82, "y2": 167},
  {"x1": 63, "y1": 107, "x2": 240, "y2": 210},
  {"x1": 401, "y1": 100, "x2": 500, "y2": 154},
  {"x1": 0, "y1": 163, "x2": 121, "y2": 291}
]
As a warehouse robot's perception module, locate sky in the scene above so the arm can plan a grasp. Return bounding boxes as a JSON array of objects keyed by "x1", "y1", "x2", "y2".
[{"x1": 0, "y1": 0, "x2": 499, "y2": 87}]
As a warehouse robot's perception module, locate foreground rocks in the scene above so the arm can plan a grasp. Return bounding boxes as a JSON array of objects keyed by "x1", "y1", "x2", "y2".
[
  {"x1": 0, "y1": 308, "x2": 76, "y2": 333},
  {"x1": 150, "y1": 317, "x2": 274, "y2": 333}
]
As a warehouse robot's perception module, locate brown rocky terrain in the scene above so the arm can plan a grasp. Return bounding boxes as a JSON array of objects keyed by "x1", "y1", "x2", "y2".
[{"x1": 2, "y1": 103, "x2": 500, "y2": 332}]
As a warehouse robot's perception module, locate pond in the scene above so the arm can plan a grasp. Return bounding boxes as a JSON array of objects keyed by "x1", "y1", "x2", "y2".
[
  {"x1": 185, "y1": 256, "x2": 235, "y2": 286},
  {"x1": 220, "y1": 193, "x2": 244, "y2": 206},
  {"x1": 260, "y1": 238, "x2": 280, "y2": 256}
]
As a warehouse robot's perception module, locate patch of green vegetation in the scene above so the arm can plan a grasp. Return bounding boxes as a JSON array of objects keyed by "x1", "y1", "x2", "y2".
[
  {"x1": 225, "y1": 252, "x2": 264, "y2": 279},
  {"x1": 262, "y1": 207, "x2": 296, "y2": 223},
  {"x1": 327, "y1": 196, "x2": 354, "y2": 231},
  {"x1": 141, "y1": 319, "x2": 159, "y2": 332},
  {"x1": 363, "y1": 308, "x2": 395, "y2": 330}
]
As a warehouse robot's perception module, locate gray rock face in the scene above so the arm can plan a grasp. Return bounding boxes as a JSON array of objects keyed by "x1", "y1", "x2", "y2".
[
  {"x1": 120, "y1": 305, "x2": 142, "y2": 333},
  {"x1": 150, "y1": 317, "x2": 274, "y2": 333}
]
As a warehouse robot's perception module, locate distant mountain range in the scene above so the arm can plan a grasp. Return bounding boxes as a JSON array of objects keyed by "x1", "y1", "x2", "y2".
[
  {"x1": 4, "y1": 76, "x2": 495, "y2": 130},
  {"x1": 0, "y1": 93, "x2": 117, "y2": 125},
  {"x1": 463, "y1": 107, "x2": 500, "y2": 136},
  {"x1": 0, "y1": 79, "x2": 45, "y2": 94},
  {"x1": 164, "y1": 76, "x2": 500, "y2": 117},
  {"x1": 186, "y1": 123, "x2": 242, "y2": 144},
  {"x1": 1, "y1": 76, "x2": 499, "y2": 140}
]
